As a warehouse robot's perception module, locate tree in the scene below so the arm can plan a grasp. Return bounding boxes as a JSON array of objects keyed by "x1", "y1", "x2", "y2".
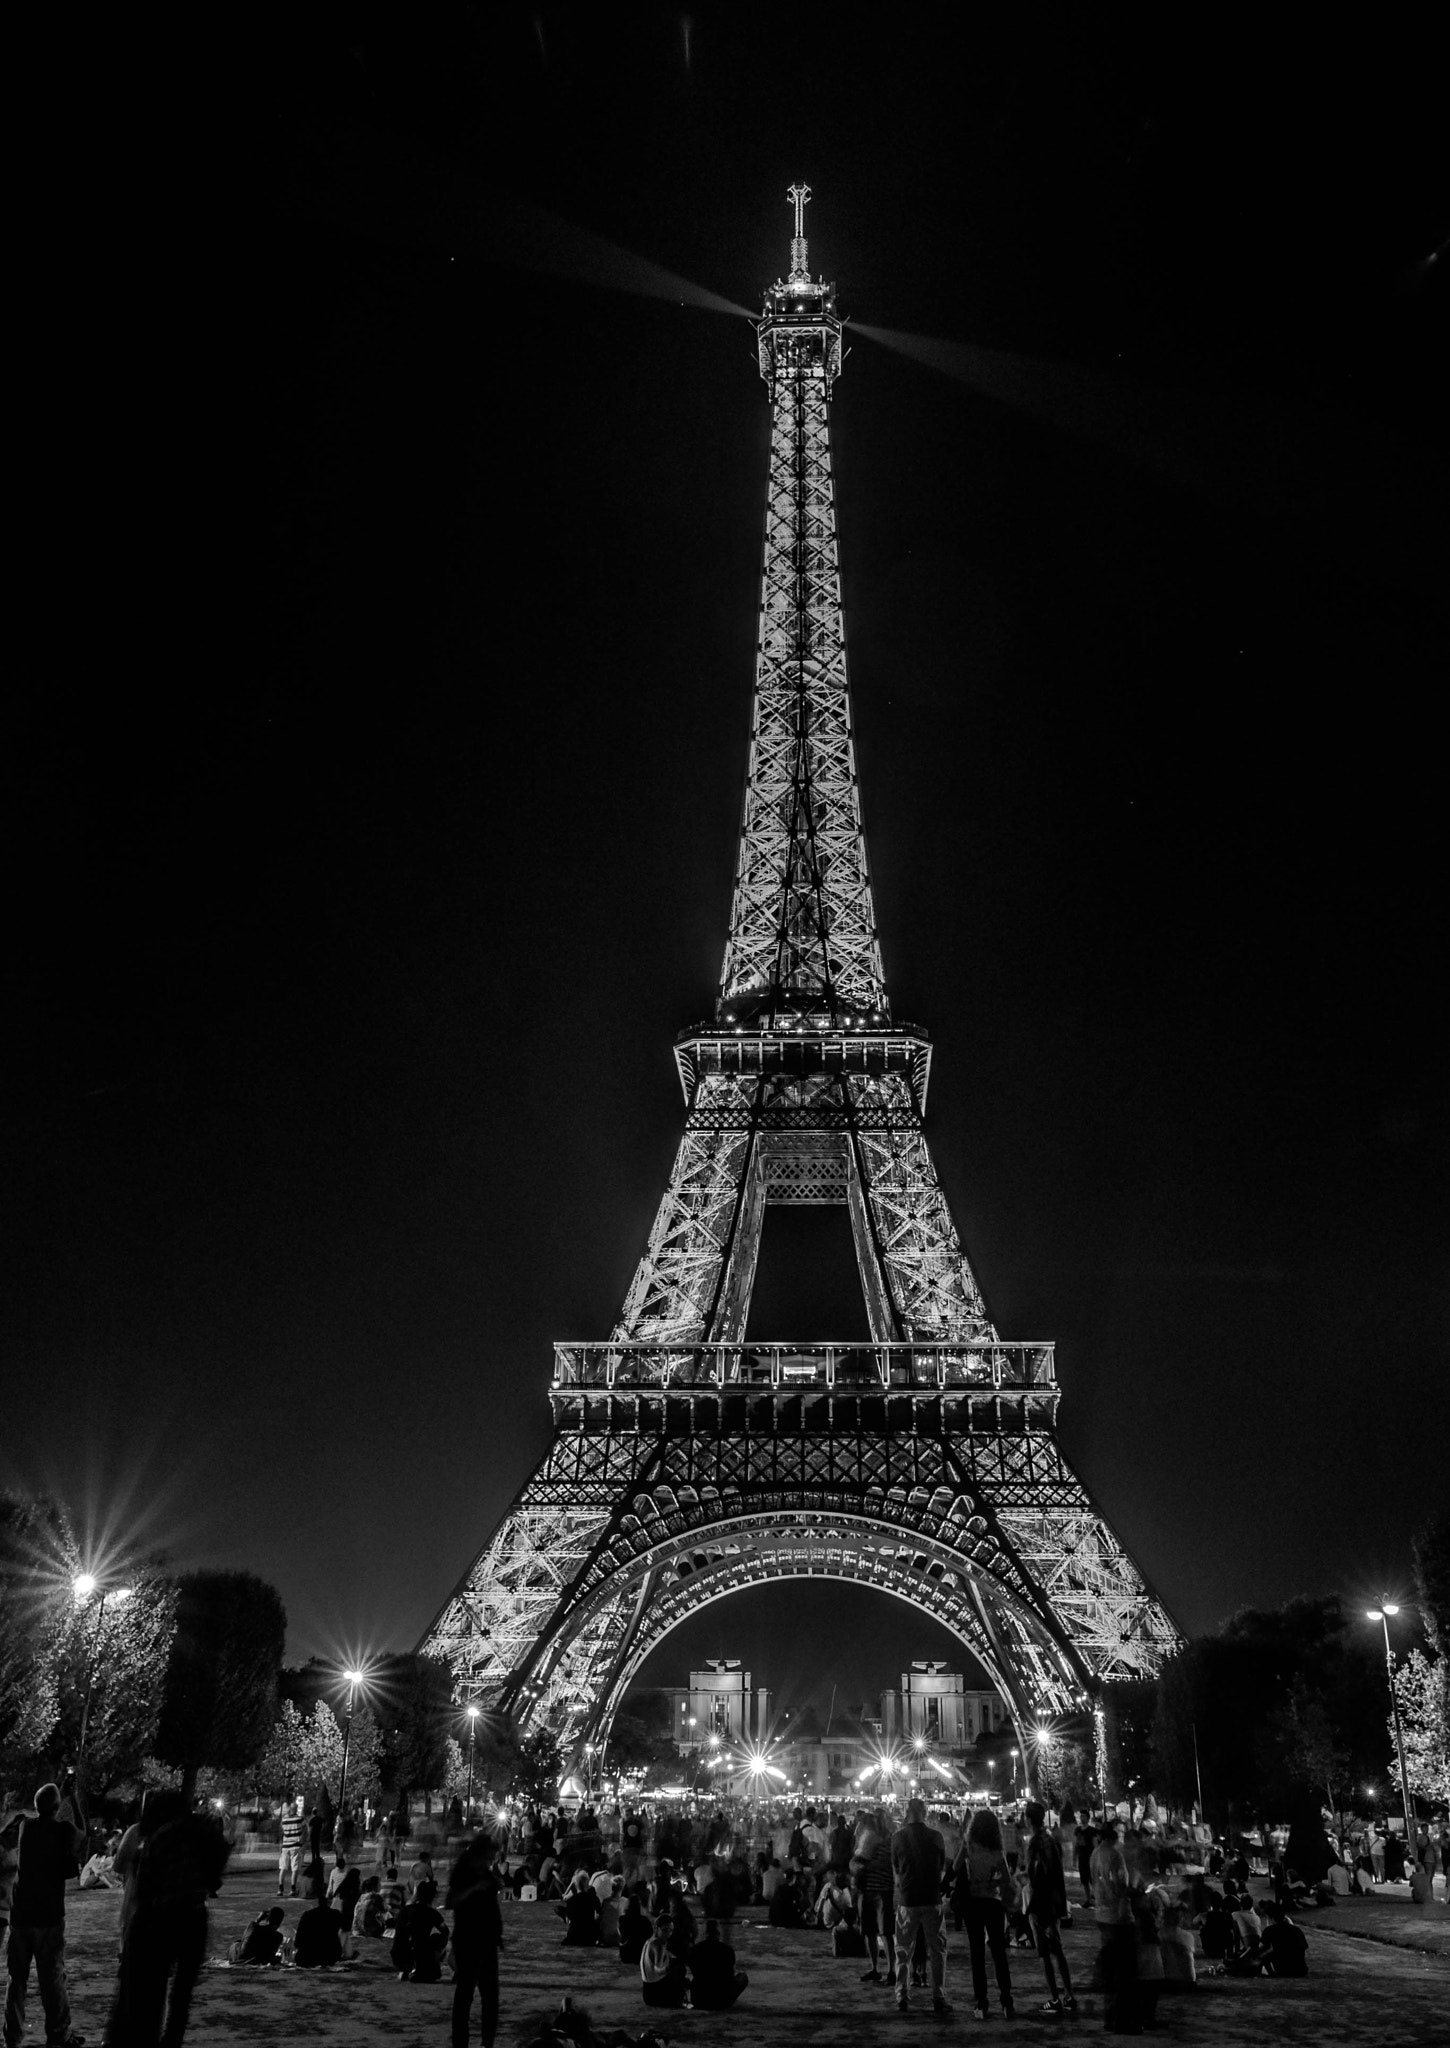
[
  {"x1": 608, "y1": 1697, "x2": 676, "y2": 1776},
  {"x1": 1270, "y1": 1680, "x2": 1349, "y2": 1820},
  {"x1": 513, "y1": 1728, "x2": 562, "y2": 1805},
  {"x1": 153, "y1": 1571, "x2": 287, "y2": 1798},
  {"x1": 257, "y1": 1699, "x2": 310, "y2": 1800},
  {"x1": 376, "y1": 1654, "x2": 452, "y2": 1811},
  {"x1": 0, "y1": 1495, "x2": 85, "y2": 1778},
  {"x1": 1391, "y1": 1649, "x2": 1450, "y2": 1809},
  {"x1": 1100, "y1": 1679, "x2": 1156, "y2": 1807},
  {"x1": 1, "y1": 1495, "x2": 178, "y2": 1799},
  {"x1": 1413, "y1": 1509, "x2": 1450, "y2": 1657},
  {"x1": 55, "y1": 1570, "x2": 178, "y2": 1798}
]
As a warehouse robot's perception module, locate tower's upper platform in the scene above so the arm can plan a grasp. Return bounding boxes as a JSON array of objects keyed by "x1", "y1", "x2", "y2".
[{"x1": 757, "y1": 182, "x2": 843, "y2": 395}]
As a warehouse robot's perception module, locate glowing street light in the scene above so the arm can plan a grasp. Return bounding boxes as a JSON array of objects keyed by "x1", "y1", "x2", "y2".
[
  {"x1": 336, "y1": 1667, "x2": 367, "y2": 1826},
  {"x1": 464, "y1": 1703, "x2": 481, "y2": 1827},
  {"x1": 73, "y1": 1574, "x2": 133, "y2": 1821},
  {"x1": 1366, "y1": 1604, "x2": 1416, "y2": 1848}
]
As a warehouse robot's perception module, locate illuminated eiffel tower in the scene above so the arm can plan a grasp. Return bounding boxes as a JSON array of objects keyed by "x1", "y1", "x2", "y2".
[{"x1": 422, "y1": 189, "x2": 1180, "y2": 1764}]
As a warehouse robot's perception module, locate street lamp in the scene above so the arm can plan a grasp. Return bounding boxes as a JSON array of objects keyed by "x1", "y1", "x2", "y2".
[
  {"x1": 1011, "y1": 1747, "x2": 1020, "y2": 1798},
  {"x1": 1366, "y1": 1605, "x2": 1416, "y2": 1850},
  {"x1": 465, "y1": 1704, "x2": 481, "y2": 1828},
  {"x1": 73, "y1": 1574, "x2": 132, "y2": 1823},
  {"x1": 336, "y1": 1668, "x2": 366, "y2": 1830}
]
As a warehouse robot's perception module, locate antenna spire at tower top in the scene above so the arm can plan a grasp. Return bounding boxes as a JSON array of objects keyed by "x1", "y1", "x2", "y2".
[{"x1": 786, "y1": 181, "x2": 812, "y2": 285}]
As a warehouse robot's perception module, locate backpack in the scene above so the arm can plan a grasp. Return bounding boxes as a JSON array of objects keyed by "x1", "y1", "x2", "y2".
[{"x1": 832, "y1": 1922, "x2": 868, "y2": 1957}]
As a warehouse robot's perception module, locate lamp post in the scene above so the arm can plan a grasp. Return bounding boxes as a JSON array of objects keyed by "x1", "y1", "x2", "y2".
[
  {"x1": 1366, "y1": 1605, "x2": 1416, "y2": 1850},
  {"x1": 73, "y1": 1574, "x2": 132, "y2": 1824},
  {"x1": 464, "y1": 1704, "x2": 481, "y2": 1827},
  {"x1": 336, "y1": 1668, "x2": 365, "y2": 1833},
  {"x1": 1010, "y1": 1747, "x2": 1020, "y2": 1799}
]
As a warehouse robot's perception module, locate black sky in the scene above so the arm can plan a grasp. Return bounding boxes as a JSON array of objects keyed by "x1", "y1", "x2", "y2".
[{"x1": 8, "y1": 8, "x2": 1446, "y2": 1714}]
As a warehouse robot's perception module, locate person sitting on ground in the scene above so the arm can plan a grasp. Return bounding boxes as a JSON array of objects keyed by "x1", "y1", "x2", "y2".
[
  {"x1": 329, "y1": 1849, "x2": 362, "y2": 1932},
  {"x1": 558, "y1": 1867, "x2": 601, "y2": 1946},
  {"x1": 382, "y1": 1882, "x2": 407, "y2": 1934},
  {"x1": 294, "y1": 1892, "x2": 344, "y2": 1968},
  {"x1": 618, "y1": 1886, "x2": 652, "y2": 1966},
  {"x1": 347, "y1": 1873, "x2": 393, "y2": 1966},
  {"x1": 768, "y1": 1864, "x2": 806, "y2": 1926},
  {"x1": 689, "y1": 1918, "x2": 748, "y2": 2010},
  {"x1": 407, "y1": 1848, "x2": 438, "y2": 1899},
  {"x1": 1228, "y1": 1898, "x2": 1308, "y2": 1977},
  {"x1": 759, "y1": 1854, "x2": 784, "y2": 1905},
  {"x1": 597, "y1": 1876, "x2": 624, "y2": 1946},
  {"x1": 392, "y1": 1875, "x2": 448, "y2": 1981},
  {"x1": 1197, "y1": 1886, "x2": 1233, "y2": 1960},
  {"x1": 640, "y1": 1910, "x2": 690, "y2": 2008},
  {"x1": 815, "y1": 1869, "x2": 856, "y2": 1930},
  {"x1": 234, "y1": 1905, "x2": 286, "y2": 1965},
  {"x1": 649, "y1": 1859, "x2": 675, "y2": 1915},
  {"x1": 665, "y1": 1882, "x2": 696, "y2": 1959},
  {"x1": 1229, "y1": 1888, "x2": 1262, "y2": 1957}
]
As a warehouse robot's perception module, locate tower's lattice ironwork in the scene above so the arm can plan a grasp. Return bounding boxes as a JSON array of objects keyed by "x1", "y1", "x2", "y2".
[{"x1": 422, "y1": 191, "x2": 1180, "y2": 1762}]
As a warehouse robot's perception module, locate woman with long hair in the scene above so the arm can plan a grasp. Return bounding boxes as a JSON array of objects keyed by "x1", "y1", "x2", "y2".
[{"x1": 952, "y1": 1807, "x2": 1015, "y2": 2020}]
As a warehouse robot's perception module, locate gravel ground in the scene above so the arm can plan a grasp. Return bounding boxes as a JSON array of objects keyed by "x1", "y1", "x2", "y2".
[{"x1": 39, "y1": 1868, "x2": 1447, "y2": 2047}]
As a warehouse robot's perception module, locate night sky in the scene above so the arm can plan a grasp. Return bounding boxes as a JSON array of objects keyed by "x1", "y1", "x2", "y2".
[{"x1": 8, "y1": 10, "x2": 1445, "y2": 1716}]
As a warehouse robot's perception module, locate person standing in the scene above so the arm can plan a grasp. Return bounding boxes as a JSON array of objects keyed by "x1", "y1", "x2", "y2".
[
  {"x1": 853, "y1": 1809, "x2": 896, "y2": 1985},
  {"x1": 620, "y1": 1809, "x2": 645, "y2": 1887},
  {"x1": 1024, "y1": 1800, "x2": 1075, "y2": 2015},
  {"x1": 4, "y1": 1783, "x2": 84, "y2": 2048},
  {"x1": 447, "y1": 1834, "x2": 504, "y2": 2048},
  {"x1": 1369, "y1": 1828, "x2": 1386, "y2": 1884},
  {"x1": 105, "y1": 1789, "x2": 229, "y2": 2047},
  {"x1": 890, "y1": 1797, "x2": 950, "y2": 2016},
  {"x1": 1090, "y1": 1820, "x2": 1139, "y2": 2036},
  {"x1": 278, "y1": 1800, "x2": 305, "y2": 1897},
  {"x1": 953, "y1": 1807, "x2": 1015, "y2": 2021}
]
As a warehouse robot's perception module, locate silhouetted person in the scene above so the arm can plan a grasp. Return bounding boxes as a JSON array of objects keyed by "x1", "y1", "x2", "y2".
[
  {"x1": 5, "y1": 1783, "x2": 83, "y2": 2048},
  {"x1": 447, "y1": 1833, "x2": 504, "y2": 2048},
  {"x1": 392, "y1": 1877, "x2": 447, "y2": 1981},
  {"x1": 689, "y1": 1919, "x2": 748, "y2": 2009},
  {"x1": 234, "y1": 1907, "x2": 285, "y2": 1965},
  {"x1": 293, "y1": 1895, "x2": 343, "y2": 1968},
  {"x1": 106, "y1": 1787, "x2": 229, "y2": 2047}
]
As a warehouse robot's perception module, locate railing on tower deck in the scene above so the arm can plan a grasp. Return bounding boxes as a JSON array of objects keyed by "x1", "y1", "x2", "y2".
[{"x1": 551, "y1": 1341, "x2": 1056, "y2": 1393}]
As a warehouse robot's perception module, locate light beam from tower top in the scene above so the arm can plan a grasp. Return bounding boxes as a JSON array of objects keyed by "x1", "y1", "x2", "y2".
[{"x1": 758, "y1": 183, "x2": 842, "y2": 397}]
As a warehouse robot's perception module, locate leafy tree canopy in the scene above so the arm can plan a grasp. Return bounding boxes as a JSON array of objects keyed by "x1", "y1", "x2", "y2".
[{"x1": 153, "y1": 1571, "x2": 287, "y2": 1796}]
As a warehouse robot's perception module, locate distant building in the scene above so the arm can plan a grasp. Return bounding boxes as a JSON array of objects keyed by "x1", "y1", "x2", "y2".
[
  {"x1": 880, "y1": 1661, "x2": 1007, "y2": 1748},
  {"x1": 673, "y1": 1659, "x2": 770, "y2": 1752}
]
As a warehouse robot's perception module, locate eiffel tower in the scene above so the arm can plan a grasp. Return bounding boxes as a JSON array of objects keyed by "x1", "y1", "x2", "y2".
[{"x1": 422, "y1": 188, "x2": 1180, "y2": 1765}]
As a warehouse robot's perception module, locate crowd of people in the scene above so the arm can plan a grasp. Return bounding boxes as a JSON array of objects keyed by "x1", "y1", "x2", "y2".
[{"x1": 3, "y1": 1774, "x2": 1443, "y2": 2045}]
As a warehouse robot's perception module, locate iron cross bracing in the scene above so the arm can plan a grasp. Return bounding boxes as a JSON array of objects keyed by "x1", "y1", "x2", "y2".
[{"x1": 422, "y1": 192, "x2": 1180, "y2": 1763}]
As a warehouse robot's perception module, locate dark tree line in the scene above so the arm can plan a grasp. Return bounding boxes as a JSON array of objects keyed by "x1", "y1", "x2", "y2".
[{"x1": 1101, "y1": 1508, "x2": 1450, "y2": 1831}]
